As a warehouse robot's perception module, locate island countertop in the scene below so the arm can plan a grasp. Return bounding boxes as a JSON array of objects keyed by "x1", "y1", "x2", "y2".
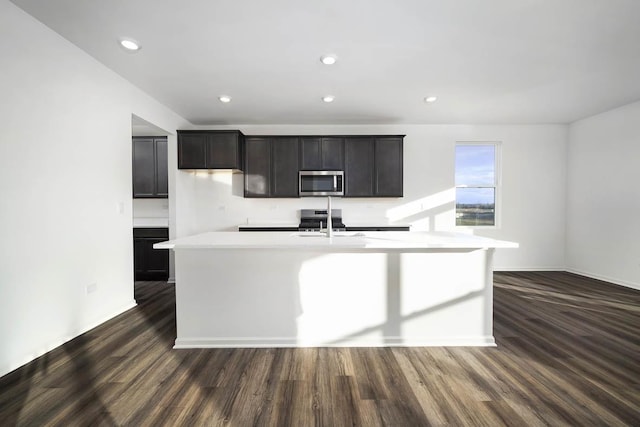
[{"x1": 154, "y1": 230, "x2": 518, "y2": 252}]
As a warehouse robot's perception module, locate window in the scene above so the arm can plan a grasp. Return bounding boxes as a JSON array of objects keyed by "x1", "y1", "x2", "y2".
[{"x1": 455, "y1": 143, "x2": 500, "y2": 227}]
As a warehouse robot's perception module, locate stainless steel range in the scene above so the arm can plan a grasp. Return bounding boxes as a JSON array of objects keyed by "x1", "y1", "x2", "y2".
[{"x1": 298, "y1": 209, "x2": 346, "y2": 231}]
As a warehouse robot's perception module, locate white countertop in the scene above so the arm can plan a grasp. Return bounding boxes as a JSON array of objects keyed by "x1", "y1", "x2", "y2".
[
  {"x1": 155, "y1": 231, "x2": 518, "y2": 252},
  {"x1": 237, "y1": 222, "x2": 411, "y2": 229},
  {"x1": 237, "y1": 223, "x2": 299, "y2": 229},
  {"x1": 133, "y1": 217, "x2": 169, "y2": 228}
]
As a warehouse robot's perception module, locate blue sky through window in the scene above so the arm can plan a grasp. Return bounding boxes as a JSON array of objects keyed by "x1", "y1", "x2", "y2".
[{"x1": 455, "y1": 145, "x2": 495, "y2": 205}]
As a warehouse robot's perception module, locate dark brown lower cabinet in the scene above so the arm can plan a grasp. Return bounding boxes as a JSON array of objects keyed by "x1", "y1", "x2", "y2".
[{"x1": 134, "y1": 228, "x2": 169, "y2": 281}]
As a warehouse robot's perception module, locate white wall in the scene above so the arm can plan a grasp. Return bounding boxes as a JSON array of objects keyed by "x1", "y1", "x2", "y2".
[
  {"x1": 0, "y1": 0, "x2": 188, "y2": 377},
  {"x1": 176, "y1": 124, "x2": 568, "y2": 270},
  {"x1": 566, "y1": 101, "x2": 640, "y2": 289},
  {"x1": 133, "y1": 199, "x2": 170, "y2": 219}
]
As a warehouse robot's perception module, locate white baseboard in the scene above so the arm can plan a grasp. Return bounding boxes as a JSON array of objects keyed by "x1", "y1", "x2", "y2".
[
  {"x1": 174, "y1": 336, "x2": 497, "y2": 349},
  {"x1": 494, "y1": 266, "x2": 566, "y2": 272},
  {"x1": 494, "y1": 267, "x2": 639, "y2": 291},
  {"x1": 565, "y1": 268, "x2": 640, "y2": 291},
  {"x1": 0, "y1": 300, "x2": 137, "y2": 379}
]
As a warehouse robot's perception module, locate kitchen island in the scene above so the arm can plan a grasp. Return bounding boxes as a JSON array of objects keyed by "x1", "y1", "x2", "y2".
[{"x1": 155, "y1": 231, "x2": 517, "y2": 348}]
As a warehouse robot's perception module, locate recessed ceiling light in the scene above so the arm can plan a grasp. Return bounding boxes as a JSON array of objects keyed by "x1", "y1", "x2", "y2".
[
  {"x1": 218, "y1": 95, "x2": 232, "y2": 103},
  {"x1": 424, "y1": 96, "x2": 438, "y2": 103},
  {"x1": 320, "y1": 55, "x2": 337, "y2": 65},
  {"x1": 322, "y1": 95, "x2": 335, "y2": 103},
  {"x1": 119, "y1": 38, "x2": 140, "y2": 51}
]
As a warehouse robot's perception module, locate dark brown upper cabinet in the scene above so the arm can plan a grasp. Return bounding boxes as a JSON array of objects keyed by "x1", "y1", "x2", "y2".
[
  {"x1": 271, "y1": 137, "x2": 300, "y2": 197},
  {"x1": 244, "y1": 136, "x2": 299, "y2": 198},
  {"x1": 344, "y1": 136, "x2": 403, "y2": 197},
  {"x1": 344, "y1": 137, "x2": 375, "y2": 197},
  {"x1": 374, "y1": 136, "x2": 403, "y2": 197},
  {"x1": 244, "y1": 137, "x2": 271, "y2": 197},
  {"x1": 132, "y1": 137, "x2": 168, "y2": 198},
  {"x1": 299, "y1": 137, "x2": 344, "y2": 170},
  {"x1": 183, "y1": 130, "x2": 402, "y2": 198},
  {"x1": 177, "y1": 130, "x2": 244, "y2": 170}
]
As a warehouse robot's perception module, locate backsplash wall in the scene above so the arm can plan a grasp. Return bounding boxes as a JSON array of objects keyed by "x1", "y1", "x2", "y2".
[{"x1": 133, "y1": 198, "x2": 170, "y2": 219}]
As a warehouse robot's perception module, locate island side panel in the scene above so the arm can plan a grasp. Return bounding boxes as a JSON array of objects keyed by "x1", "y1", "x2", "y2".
[{"x1": 173, "y1": 248, "x2": 495, "y2": 348}]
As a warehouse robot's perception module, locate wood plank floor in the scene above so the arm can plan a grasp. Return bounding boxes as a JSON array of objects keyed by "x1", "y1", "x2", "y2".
[{"x1": 1, "y1": 272, "x2": 639, "y2": 426}]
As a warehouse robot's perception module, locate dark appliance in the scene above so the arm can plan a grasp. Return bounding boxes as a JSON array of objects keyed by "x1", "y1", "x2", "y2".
[{"x1": 298, "y1": 209, "x2": 346, "y2": 231}]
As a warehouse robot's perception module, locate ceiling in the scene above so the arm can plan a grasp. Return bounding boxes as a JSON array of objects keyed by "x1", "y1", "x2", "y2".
[{"x1": 11, "y1": 0, "x2": 640, "y2": 125}]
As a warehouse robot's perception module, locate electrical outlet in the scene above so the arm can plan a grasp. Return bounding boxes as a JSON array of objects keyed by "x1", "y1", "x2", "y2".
[{"x1": 86, "y1": 282, "x2": 97, "y2": 294}]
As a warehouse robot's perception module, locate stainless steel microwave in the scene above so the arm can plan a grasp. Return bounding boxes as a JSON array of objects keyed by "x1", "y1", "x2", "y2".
[{"x1": 299, "y1": 170, "x2": 344, "y2": 196}]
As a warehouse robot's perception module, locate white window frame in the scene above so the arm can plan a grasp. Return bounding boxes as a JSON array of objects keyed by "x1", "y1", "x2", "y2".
[{"x1": 454, "y1": 141, "x2": 502, "y2": 229}]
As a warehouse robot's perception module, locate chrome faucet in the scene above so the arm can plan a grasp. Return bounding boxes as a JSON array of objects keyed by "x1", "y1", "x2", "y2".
[
  {"x1": 318, "y1": 196, "x2": 334, "y2": 237},
  {"x1": 326, "y1": 196, "x2": 333, "y2": 238}
]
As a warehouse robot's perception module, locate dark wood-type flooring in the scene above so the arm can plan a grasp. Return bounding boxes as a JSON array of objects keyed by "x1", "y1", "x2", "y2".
[{"x1": 1, "y1": 272, "x2": 639, "y2": 426}]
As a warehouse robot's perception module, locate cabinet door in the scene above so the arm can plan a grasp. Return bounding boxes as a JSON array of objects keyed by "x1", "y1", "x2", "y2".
[
  {"x1": 244, "y1": 137, "x2": 271, "y2": 197},
  {"x1": 321, "y1": 137, "x2": 344, "y2": 170},
  {"x1": 134, "y1": 238, "x2": 169, "y2": 280},
  {"x1": 178, "y1": 133, "x2": 207, "y2": 169},
  {"x1": 133, "y1": 237, "x2": 147, "y2": 277},
  {"x1": 300, "y1": 137, "x2": 322, "y2": 170},
  {"x1": 300, "y1": 137, "x2": 344, "y2": 170},
  {"x1": 155, "y1": 138, "x2": 168, "y2": 197},
  {"x1": 145, "y1": 238, "x2": 169, "y2": 277},
  {"x1": 344, "y1": 137, "x2": 374, "y2": 197},
  {"x1": 375, "y1": 137, "x2": 403, "y2": 197},
  {"x1": 133, "y1": 228, "x2": 169, "y2": 281},
  {"x1": 271, "y1": 137, "x2": 299, "y2": 197},
  {"x1": 132, "y1": 138, "x2": 156, "y2": 197},
  {"x1": 206, "y1": 132, "x2": 242, "y2": 169}
]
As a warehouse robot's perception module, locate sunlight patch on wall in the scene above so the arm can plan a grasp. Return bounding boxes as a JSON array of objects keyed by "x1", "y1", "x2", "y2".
[
  {"x1": 386, "y1": 188, "x2": 456, "y2": 230},
  {"x1": 192, "y1": 170, "x2": 233, "y2": 186},
  {"x1": 297, "y1": 254, "x2": 387, "y2": 344},
  {"x1": 435, "y1": 210, "x2": 458, "y2": 232},
  {"x1": 210, "y1": 171, "x2": 233, "y2": 185}
]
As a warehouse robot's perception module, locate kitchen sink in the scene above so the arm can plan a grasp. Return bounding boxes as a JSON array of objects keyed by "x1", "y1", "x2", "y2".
[{"x1": 291, "y1": 231, "x2": 365, "y2": 238}]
